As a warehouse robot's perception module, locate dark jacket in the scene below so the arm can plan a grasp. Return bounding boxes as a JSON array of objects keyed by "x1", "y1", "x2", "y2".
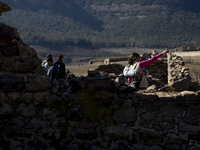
[
  {"x1": 47, "y1": 64, "x2": 58, "y2": 82},
  {"x1": 55, "y1": 60, "x2": 65, "y2": 79}
]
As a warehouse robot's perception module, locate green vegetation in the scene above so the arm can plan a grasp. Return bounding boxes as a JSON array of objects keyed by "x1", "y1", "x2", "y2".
[{"x1": 1, "y1": 0, "x2": 200, "y2": 48}]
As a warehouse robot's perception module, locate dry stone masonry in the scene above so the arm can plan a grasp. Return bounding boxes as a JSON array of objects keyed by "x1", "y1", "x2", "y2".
[{"x1": 0, "y1": 3, "x2": 200, "y2": 150}]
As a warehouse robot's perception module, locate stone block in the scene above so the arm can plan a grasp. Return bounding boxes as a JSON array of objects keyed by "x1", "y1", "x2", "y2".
[
  {"x1": 0, "y1": 73, "x2": 25, "y2": 92},
  {"x1": 26, "y1": 77, "x2": 51, "y2": 92},
  {"x1": 7, "y1": 92, "x2": 20, "y2": 101},
  {"x1": 21, "y1": 102, "x2": 37, "y2": 117},
  {"x1": 0, "y1": 41, "x2": 20, "y2": 56},
  {"x1": 0, "y1": 23, "x2": 20, "y2": 44},
  {"x1": 112, "y1": 107, "x2": 136, "y2": 123}
]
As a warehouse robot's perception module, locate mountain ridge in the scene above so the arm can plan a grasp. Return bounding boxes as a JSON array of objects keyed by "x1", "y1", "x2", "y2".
[{"x1": 1, "y1": 0, "x2": 200, "y2": 48}]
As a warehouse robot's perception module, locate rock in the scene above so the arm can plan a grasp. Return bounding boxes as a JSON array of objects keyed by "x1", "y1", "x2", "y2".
[
  {"x1": 66, "y1": 81, "x2": 70, "y2": 87},
  {"x1": 102, "y1": 126, "x2": 128, "y2": 141},
  {"x1": 42, "y1": 108, "x2": 54, "y2": 116},
  {"x1": 112, "y1": 107, "x2": 136, "y2": 123},
  {"x1": 91, "y1": 145, "x2": 109, "y2": 150},
  {"x1": 16, "y1": 102, "x2": 26, "y2": 113},
  {"x1": 0, "y1": 23, "x2": 20, "y2": 44},
  {"x1": 69, "y1": 80, "x2": 83, "y2": 93},
  {"x1": 80, "y1": 121, "x2": 97, "y2": 129},
  {"x1": 86, "y1": 77, "x2": 113, "y2": 92},
  {"x1": 161, "y1": 79, "x2": 195, "y2": 92},
  {"x1": 0, "y1": 40, "x2": 20, "y2": 57},
  {"x1": 141, "y1": 111, "x2": 158, "y2": 121},
  {"x1": 61, "y1": 92, "x2": 76, "y2": 101},
  {"x1": 10, "y1": 118, "x2": 24, "y2": 128},
  {"x1": 156, "y1": 92, "x2": 175, "y2": 102},
  {"x1": 0, "y1": 2, "x2": 12, "y2": 15},
  {"x1": 21, "y1": 93, "x2": 33, "y2": 101},
  {"x1": 0, "y1": 103, "x2": 13, "y2": 115},
  {"x1": 74, "y1": 129, "x2": 97, "y2": 140},
  {"x1": 1, "y1": 56, "x2": 42, "y2": 73},
  {"x1": 88, "y1": 69, "x2": 99, "y2": 77},
  {"x1": 144, "y1": 146, "x2": 164, "y2": 150},
  {"x1": 0, "y1": 92, "x2": 9, "y2": 101},
  {"x1": 179, "y1": 122, "x2": 200, "y2": 132},
  {"x1": 21, "y1": 102, "x2": 37, "y2": 117},
  {"x1": 33, "y1": 92, "x2": 50, "y2": 102},
  {"x1": 0, "y1": 73, "x2": 25, "y2": 92},
  {"x1": 147, "y1": 85, "x2": 157, "y2": 91},
  {"x1": 122, "y1": 99, "x2": 132, "y2": 108},
  {"x1": 46, "y1": 147, "x2": 56, "y2": 150},
  {"x1": 7, "y1": 92, "x2": 20, "y2": 101},
  {"x1": 25, "y1": 117, "x2": 47, "y2": 129},
  {"x1": 180, "y1": 91, "x2": 200, "y2": 104},
  {"x1": 26, "y1": 77, "x2": 51, "y2": 92}
]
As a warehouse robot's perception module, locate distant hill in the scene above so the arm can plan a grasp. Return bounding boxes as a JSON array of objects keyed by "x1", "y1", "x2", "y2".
[{"x1": 1, "y1": 0, "x2": 200, "y2": 48}]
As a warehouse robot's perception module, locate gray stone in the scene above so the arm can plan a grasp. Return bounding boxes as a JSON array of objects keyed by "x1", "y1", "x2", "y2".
[
  {"x1": 21, "y1": 103, "x2": 37, "y2": 117},
  {"x1": 147, "y1": 85, "x2": 157, "y2": 91},
  {"x1": 179, "y1": 122, "x2": 200, "y2": 132},
  {"x1": 75, "y1": 129, "x2": 97, "y2": 140},
  {"x1": 0, "y1": 74, "x2": 25, "y2": 92},
  {"x1": 141, "y1": 111, "x2": 158, "y2": 121},
  {"x1": 0, "y1": 40, "x2": 19, "y2": 56},
  {"x1": 112, "y1": 107, "x2": 136, "y2": 123},
  {"x1": 0, "y1": 23, "x2": 20, "y2": 44},
  {"x1": 61, "y1": 92, "x2": 76, "y2": 101},
  {"x1": 88, "y1": 69, "x2": 99, "y2": 77},
  {"x1": 0, "y1": 103, "x2": 13, "y2": 115},
  {"x1": 25, "y1": 117, "x2": 47, "y2": 129},
  {"x1": 42, "y1": 108, "x2": 54, "y2": 116},
  {"x1": 144, "y1": 146, "x2": 164, "y2": 150},
  {"x1": 91, "y1": 145, "x2": 109, "y2": 150},
  {"x1": 156, "y1": 92, "x2": 176, "y2": 102},
  {"x1": 26, "y1": 77, "x2": 51, "y2": 92},
  {"x1": 102, "y1": 126, "x2": 128, "y2": 141},
  {"x1": 10, "y1": 118, "x2": 24, "y2": 128},
  {"x1": 0, "y1": 92, "x2": 9, "y2": 101},
  {"x1": 7, "y1": 92, "x2": 20, "y2": 101},
  {"x1": 86, "y1": 78, "x2": 113, "y2": 92},
  {"x1": 80, "y1": 121, "x2": 96, "y2": 129},
  {"x1": 122, "y1": 99, "x2": 132, "y2": 108},
  {"x1": 33, "y1": 92, "x2": 50, "y2": 102},
  {"x1": 16, "y1": 102, "x2": 26, "y2": 113},
  {"x1": 180, "y1": 91, "x2": 200, "y2": 104},
  {"x1": 46, "y1": 147, "x2": 56, "y2": 150}
]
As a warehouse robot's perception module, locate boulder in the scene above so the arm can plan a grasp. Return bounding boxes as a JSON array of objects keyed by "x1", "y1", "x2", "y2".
[
  {"x1": 25, "y1": 117, "x2": 47, "y2": 129},
  {"x1": 86, "y1": 77, "x2": 113, "y2": 92},
  {"x1": 0, "y1": 23, "x2": 20, "y2": 44},
  {"x1": 26, "y1": 77, "x2": 51, "y2": 92},
  {"x1": 112, "y1": 107, "x2": 136, "y2": 123},
  {"x1": 21, "y1": 102, "x2": 37, "y2": 117},
  {"x1": 0, "y1": 73, "x2": 25, "y2": 92},
  {"x1": 0, "y1": 2, "x2": 12, "y2": 15},
  {"x1": 0, "y1": 41, "x2": 20, "y2": 56}
]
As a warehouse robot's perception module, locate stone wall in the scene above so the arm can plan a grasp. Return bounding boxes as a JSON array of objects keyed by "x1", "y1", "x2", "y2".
[{"x1": 1, "y1": 3, "x2": 200, "y2": 150}]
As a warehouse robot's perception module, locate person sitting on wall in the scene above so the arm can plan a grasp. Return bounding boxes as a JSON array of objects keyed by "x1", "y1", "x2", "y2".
[
  {"x1": 46, "y1": 57, "x2": 58, "y2": 83},
  {"x1": 42, "y1": 54, "x2": 52, "y2": 73},
  {"x1": 124, "y1": 49, "x2": 169, "y2": 89},
  {"x1": 55, "y1": 55, "x2": 66, "y2": 79}
]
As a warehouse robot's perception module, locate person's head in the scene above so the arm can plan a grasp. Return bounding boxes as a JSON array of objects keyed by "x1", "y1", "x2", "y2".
[
  {"x1": 128, "y1": 53, "x2": 140, "y2": 65},
  {"x1": 46, "y1": 57, "x2": 54, "y2": 66},
  {"x1": 46, "y1": 54, "x2": 52, "y2": 58},
  {"x1": 58, "y1": 55, "x2": 63, "y2": 61}
]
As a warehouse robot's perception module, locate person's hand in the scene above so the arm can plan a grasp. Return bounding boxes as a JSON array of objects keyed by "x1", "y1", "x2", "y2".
[{"x1": 162, "y1": 49, "x2": 169, "y2": 55}]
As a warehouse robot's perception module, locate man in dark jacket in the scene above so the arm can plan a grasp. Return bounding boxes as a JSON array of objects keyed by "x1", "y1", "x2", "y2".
[{"x1": 55, "y1": 55, "x2": 65, "y2": 79}]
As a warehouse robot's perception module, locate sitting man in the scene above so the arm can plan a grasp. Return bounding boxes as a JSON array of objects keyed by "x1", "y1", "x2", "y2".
[{"x1": 46, "y1": 57, "x2": 58, "y2": 83}]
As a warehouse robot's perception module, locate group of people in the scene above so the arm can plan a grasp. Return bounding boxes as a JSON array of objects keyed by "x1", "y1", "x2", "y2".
[
  {"x1": 42, "y1": 54, "x2": 66, "y2": 83},
  {"x1": 123, "y1": 49, "x2": 169, "y2": 89},
  {"x1": 42, "y1": 49, "x2": 169, "y2": 89}
]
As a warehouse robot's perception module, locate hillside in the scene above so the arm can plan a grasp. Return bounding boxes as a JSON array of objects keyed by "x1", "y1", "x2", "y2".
[{"x1": 1, "y1": 0, "x2": 200, "y2": 48}]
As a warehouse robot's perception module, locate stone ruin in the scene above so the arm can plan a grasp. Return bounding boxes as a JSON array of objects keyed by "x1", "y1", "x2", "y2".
[{"x1": 1, "y1": 3, "x2": 200, "y2": 150}]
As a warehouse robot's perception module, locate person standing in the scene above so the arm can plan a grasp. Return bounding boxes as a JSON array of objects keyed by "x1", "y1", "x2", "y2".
[
  {"x1": 42, "y1": 54, "x2": 52, "y2": 73},
  {"x1": 55, "y1": 55, "x2": 66, "y2": 79},
  {"x1": 46, "y1": 57, "x2": 58, "y2": 83}
]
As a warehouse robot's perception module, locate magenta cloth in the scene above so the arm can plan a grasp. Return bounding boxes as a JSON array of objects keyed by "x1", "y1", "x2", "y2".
[{"x1": 140, "y1": 53, "x2": 163, "y2": 69}]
